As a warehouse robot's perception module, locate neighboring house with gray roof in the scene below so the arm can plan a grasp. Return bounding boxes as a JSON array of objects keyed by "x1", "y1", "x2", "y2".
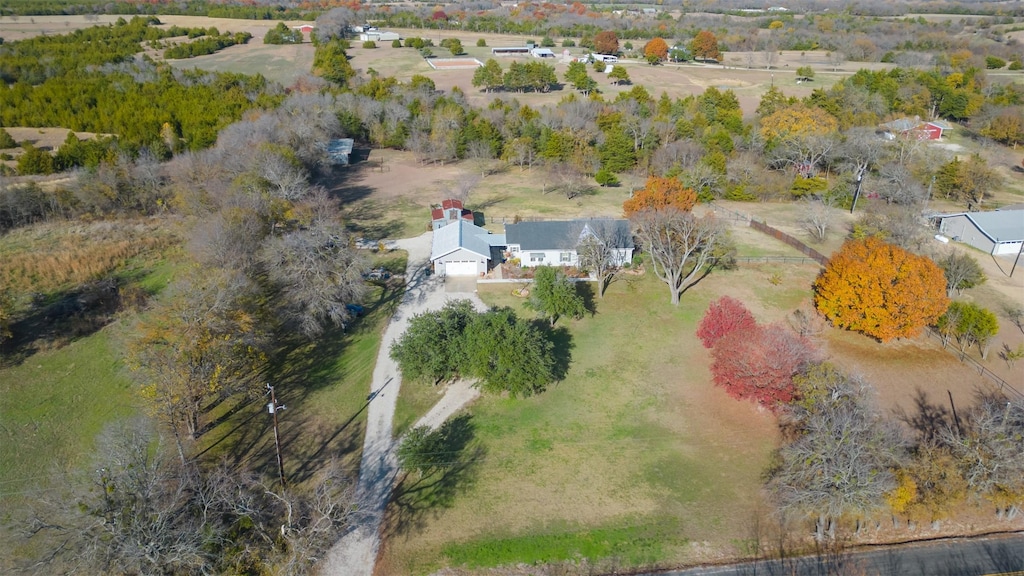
[
  {"x1": 937, "y1": 209, "x2": 1024, "y2": 256},
  {"x1": 430, "y1": 219, "x2": 504, "y2": 276},
  {"x1": 504, "y1": 219, "x2": 633, "y2": 267}
]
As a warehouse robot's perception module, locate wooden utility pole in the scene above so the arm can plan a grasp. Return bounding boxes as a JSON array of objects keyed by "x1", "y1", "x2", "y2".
[{"x1": 267, "y1": 384, "x2": 287, "y2": 487}]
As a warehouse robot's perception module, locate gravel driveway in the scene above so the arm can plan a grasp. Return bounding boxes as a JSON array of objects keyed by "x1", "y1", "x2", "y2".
[{"x1": 318, "y1": 232, "x2": 486, "y2": 576}]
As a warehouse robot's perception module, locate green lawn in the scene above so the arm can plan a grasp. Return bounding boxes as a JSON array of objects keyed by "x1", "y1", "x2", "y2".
[
  {"x1": 381, "y1": 262, "x2": 820, "y2": 574},
  {"x1": 0, "y1": 328, "x2": 137, "y2": 499}
]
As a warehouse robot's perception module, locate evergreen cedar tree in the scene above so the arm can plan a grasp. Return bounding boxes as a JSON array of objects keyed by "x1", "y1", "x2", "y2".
[
  {"x1": 622, "y1": 176, "x2": 697, "y2": 216},
  {"x1": 697, "y1": 295, "x2": 757, "y2": 349},
  {"x1": 644, "y1": 37, "x2": 669, "y2": 61},
  {"x1": 813, "y1": 237, "x2": 949, "y2": 342}
]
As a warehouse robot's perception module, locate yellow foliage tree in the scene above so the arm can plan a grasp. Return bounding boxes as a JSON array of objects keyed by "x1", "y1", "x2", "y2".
[
  {"x1": 759, "y1": 103, "x2": 839, "y2": 143},
  {"x1": 623, "y1": 176, "x2": 697, "y2": 217},
  {"x1": 813, "y1": 237, "x2": 949, "y2": 342},
  {"x1": 885, "y1": 469, "x2": 918, "y2": 516}
]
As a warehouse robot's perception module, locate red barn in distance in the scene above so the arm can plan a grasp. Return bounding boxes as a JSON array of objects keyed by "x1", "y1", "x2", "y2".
[{"x1": 880, "y1": 116, "x2": 952, "y2": 140}]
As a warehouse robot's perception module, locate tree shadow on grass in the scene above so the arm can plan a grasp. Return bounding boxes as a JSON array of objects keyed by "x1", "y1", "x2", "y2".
[
  {"x1": 1, "y1": 278, "x2": 132, "y2": 368},
  {"x1": 893, "y1": 387, "x2": 952, "y2": 444},
  {"x1": 532, "y1": 321, "x2": 573, "y2": 383},
  {"x1": 343, "y1": 199, "x2": 407, "y2": 239},
  {"x1": 576, "y1": 280, "x2": 597, "y2": 318},
  {"x1": 386, "y1": 414, "x2": 484, "y2": 536}
]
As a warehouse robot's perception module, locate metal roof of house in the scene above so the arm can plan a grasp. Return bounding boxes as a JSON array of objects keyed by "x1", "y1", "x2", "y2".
[
  {"x1": 880, "y1": 118, "x2": 920, "y2": 133},
  {"x1": 940, "y1": 210, "x2": 1024, "y2": 243},
  {"x1": 430, "y1": 219, "x2": 494, "y2": 261},
  {"x1": 504, "y1": 219, "x2": 633, "y2": 251}
]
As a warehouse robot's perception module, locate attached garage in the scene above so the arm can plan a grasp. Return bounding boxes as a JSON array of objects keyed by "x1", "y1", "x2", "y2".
[
  {"x1": 444, "y1": 260, "x2": 481, "y2": 276},
  {"x1": 430, "y1": 219, "x2": 499, "y2": 277}
]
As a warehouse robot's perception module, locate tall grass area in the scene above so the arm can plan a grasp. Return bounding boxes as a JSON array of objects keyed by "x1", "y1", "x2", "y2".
[
  {"x1": 0, "y1": 220, "x2": 180, "y2": 307},
  {"x1": 380, "y1": 263, "x2": 824, "y2": 574}
]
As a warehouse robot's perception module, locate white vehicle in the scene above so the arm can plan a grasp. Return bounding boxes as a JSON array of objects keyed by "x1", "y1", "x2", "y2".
[{"x1": 589, "y1": 53, "x2": 618, "y2": 63}]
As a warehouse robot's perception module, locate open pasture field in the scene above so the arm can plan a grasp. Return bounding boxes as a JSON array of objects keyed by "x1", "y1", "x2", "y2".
[{"x1": 349, "y1": 36, "x2": 881, "y2": 115}]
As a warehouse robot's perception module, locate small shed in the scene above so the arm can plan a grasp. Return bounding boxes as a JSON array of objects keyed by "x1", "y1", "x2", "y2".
[
  {"x1": 531, "y1": 48, "x2": 555, "y2": 58},
  {"x1": 491, "y1": 46, "x2": 530, "y2": 56},
  {"x1": 293, "y1": 25, "x2": 315, "y2": 34},
  {"x1": 431, "y1": 198, "x2": 474, "y2": 230},
  {"x1": 880, "y1": 116, "x2": 952, "y2": 140},
  {"x1": 325, "y1": 138, "x2": 354, "y2": 165},
  {"x1": 937, "y1": 209, "x2": 1024, "y2": 256},
  {"x1": 359, "y1": 31, "x2": 400, "y2": 42}
]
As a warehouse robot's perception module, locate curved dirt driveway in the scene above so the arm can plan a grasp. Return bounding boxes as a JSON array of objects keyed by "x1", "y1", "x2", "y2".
[{"x1": 318, "y1": 232, "x2": 485, "y2": 576}]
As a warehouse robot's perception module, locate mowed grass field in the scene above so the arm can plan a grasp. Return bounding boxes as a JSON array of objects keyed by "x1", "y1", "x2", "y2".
[{"x1": 378, "y1": 259, "x2": 829, "y2": 574}]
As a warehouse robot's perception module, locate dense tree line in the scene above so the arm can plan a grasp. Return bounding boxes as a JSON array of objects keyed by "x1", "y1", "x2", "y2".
[
  {"x1": 0, "y1": 18, "x2": 281, "y2": 166},
  {"x1": 163, "y1": 30, "x2": 252, "y2": 59},
  {"x1": 0, "y1": 16, "x2": 231, "y2": 83}
]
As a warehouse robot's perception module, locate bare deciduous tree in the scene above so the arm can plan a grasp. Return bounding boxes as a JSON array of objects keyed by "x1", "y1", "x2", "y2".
[
  {"x1": 259, "y1": 215, "x2": 367, "y2": 338},
  {"x1": 876, "y1": 162, "x2": 927, "y2": 205},
  {"x1": 553, "y1": 163, "x2": 593, "y2": 200},
  {"x1": 941, "y1": 396, "x2": 1024, "y2": 519},
  {"x1": 769, "y1": 365, "x2": 906, "y2": 541},
  {"x1": 798, "y1": 196, "x2": 836, "y2": 242},
  {"x1": 573, "y1": 220, "x2": 633, "y2": 298},
  {"x1": 630, "y1": 210, "x2": 725, "y2": 305}
]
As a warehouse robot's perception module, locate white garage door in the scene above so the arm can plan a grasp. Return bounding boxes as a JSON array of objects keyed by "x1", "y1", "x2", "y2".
[{"x1": 444, "y1": 261, "x2": 479, "y2": 276}]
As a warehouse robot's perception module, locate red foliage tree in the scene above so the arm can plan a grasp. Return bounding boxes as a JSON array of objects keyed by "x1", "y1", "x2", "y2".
[
  {"x1": 710, "y1": 324, "x2": 818, "y2": 410},
  {"x1": 697, "y1": 296, "x2": 758, "y2": 349}
]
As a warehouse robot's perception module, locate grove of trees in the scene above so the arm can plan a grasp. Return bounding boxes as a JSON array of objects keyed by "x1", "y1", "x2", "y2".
[{"x1": 390, "y1": 301, "x2": 559, "y2": 397}]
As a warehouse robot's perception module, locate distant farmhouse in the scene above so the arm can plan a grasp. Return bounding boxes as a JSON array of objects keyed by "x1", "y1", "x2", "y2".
[
  {"x1": 937, "y1": 209, "x2": 1024, "y2": 256},
  {"x1": 880, "y1": 117, "x2": 953, "y2": 141},
  {"x1": 359, "y1": 30, "x2": 400, "y2": 42}
]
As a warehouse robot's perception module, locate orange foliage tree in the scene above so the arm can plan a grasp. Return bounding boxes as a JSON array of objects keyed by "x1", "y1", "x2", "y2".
[
  {"x1": 644, "y1": 37, "x2": 669, "y2": 61},
  {"x1": 689, "y1": 30, "x2": 721, "y2": 61},
  {"x1": 623, "y1": 176, "x2": 697, "y2": 217},
  {"x1": 813, "y1": 237, "x2": 949, "y2": 342}
]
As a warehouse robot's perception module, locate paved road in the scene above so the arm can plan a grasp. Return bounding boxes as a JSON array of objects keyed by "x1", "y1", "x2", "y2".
[
  {"x1": 649, "y1": 533, "x2": 1024, "y2": 576},
  {"x1": 318, "y1": 232, "x2": 486, "y2": 576}
]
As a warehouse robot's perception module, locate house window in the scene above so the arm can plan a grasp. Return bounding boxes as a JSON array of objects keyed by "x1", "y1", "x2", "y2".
[
  {"x1": 530, "y1": 253, "x2": 544, "y2": 262},
  {"x1": 559, "y1": 252, "x2": 572, "y2": 263},
  {"x1": 510, "y1": 246, "x2": 519, "y2": 253}
]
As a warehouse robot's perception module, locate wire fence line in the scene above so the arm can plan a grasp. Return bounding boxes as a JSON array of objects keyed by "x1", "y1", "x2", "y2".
[
  {"x1": 749, "y1": 219, "x2": 830, "y2": 266},
  {"x1": 922, "y1": 327, "x2": 1024, "y2": 401},
  {"x1": 733, "y1": 256, "x2": 822, "y2": 264}
]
